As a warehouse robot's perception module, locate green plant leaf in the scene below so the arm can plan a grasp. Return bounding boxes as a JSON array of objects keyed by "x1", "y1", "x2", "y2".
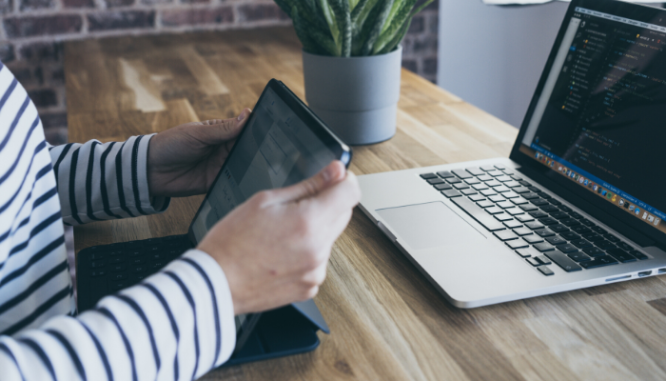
[
  {"x1": 293, "y1": 5, "x2": 340, "y2": 56},
  {"x1": 351, "y1": 0, "x2": 380, "y2": 55},
  {"x1": 351, "y1": 0, "x2": 379, "y2": 27},
  {"x1": 291, "y1": 6, "x2": 321, "y2": 54},
  {"x1": 329, "y1": 0, "x2": 352, "y2": 57},
  {"x1": 361, "y1": 0, "x2": 394, "y2": 56},
  {"x1": 410, "y1": 0, "x2": 434, "y2": 17},
  {"x1": 378, "y1": 17, "x2": 410, "y2": 54},
  {"x1": 381, "y1": 0, "x2": 403, "y2": 35},
  {"x1": 373, "y1": 0, "x2": 415, "y2": 54},
  {"x1": 274, "y1": 0, "x2": 292, "y2": 15}
]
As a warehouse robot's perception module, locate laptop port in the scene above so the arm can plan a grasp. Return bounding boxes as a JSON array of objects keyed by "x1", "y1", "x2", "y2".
[
  {"x1": 659, "y1": 268, "x2": 666, "y2": 274},
  {"x1": 605, "y1": 275, "x2": 631, "y2": 282},
  {"x1": 638, "y1": 271, "x2": 652, "y2": 278}
]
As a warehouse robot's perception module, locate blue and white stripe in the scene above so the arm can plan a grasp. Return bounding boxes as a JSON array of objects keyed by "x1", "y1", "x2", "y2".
[{"x1": 0, "y1": 62, "x2": 236, "y2": 380}]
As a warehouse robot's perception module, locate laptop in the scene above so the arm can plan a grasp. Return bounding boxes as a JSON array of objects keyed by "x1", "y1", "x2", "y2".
[
  {"x1": 358, "y1": 0, "x2": 666, "y2": 308},
  {"x1": 77, "y1": 79, "x2": 349, "y2": 359}
]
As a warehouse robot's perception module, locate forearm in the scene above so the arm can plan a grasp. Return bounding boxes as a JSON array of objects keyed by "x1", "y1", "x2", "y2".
[
  {"x1": 0, "y1": 250, "x2": 236, "y2": 380},
  {"x1": 49, "y1": 135, "x2": 169, "y2": 225}
]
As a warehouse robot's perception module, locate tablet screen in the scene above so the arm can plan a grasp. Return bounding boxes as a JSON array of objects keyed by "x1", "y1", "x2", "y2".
[{"x1": 190, "y1": 86, "x2": 340, "y2": 244}]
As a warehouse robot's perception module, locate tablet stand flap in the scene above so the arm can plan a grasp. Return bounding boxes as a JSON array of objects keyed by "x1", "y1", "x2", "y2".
[{"x1": 291, "y1": 299, "x2": 330, "y2": 334}]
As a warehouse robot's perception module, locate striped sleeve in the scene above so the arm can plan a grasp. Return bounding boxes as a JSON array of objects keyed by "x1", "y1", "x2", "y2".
[
  {"x1": 49, "y1": 135, "x2": 170, "y2": 226},
  {"x1": 0, "y1": 249, "x2": 237, "y2": 380}
]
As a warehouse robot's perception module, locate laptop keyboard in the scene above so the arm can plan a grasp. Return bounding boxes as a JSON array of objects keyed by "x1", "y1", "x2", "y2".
[
  {"x1": 420, "y1": 164, "x2": 649, "y2": 276},
  {"x1": 77, "y1": 235, "x2": 193, "y2": 311}
]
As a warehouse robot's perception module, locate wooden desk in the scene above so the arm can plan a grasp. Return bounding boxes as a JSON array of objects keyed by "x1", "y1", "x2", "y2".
[{"x1": 65, "y1": 27, "x2": 666, "y2": 381}]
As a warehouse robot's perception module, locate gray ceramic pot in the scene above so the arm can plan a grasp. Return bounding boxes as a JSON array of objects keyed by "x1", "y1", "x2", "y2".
[{"x1": 302, "y1": 46, "x2": 402, "y2": 145}]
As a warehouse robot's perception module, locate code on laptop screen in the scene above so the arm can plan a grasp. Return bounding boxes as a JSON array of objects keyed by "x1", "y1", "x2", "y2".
[{"x1": 520, "y1": 5, "x2": 666, "y2": 234}]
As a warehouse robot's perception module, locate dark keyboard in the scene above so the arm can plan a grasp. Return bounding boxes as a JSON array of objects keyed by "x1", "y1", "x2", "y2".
[
  {"x1": 77, "y1": 235, "x2": 193, "y2": 311},
  {"x1": 420, "y1": 165, "x2": 649, "y2": 276}
]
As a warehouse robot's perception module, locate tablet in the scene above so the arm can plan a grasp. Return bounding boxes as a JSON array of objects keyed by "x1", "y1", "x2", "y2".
[{"x1": 187, "y1": 79, "x2": 352, "y2": 349}]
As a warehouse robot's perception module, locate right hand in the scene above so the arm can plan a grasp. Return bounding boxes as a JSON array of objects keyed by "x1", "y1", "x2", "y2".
[{"x1": 197, "y1": 161, "x2": 361, "y2": 315}]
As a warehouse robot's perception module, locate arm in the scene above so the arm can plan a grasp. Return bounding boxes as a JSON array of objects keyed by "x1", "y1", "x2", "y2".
[
  {"x1": 0, "y1": 250, "x2": 236, "y2": 380},
  {"x1": 49, "y1": 136, "x2": 169, "y2": 225}
]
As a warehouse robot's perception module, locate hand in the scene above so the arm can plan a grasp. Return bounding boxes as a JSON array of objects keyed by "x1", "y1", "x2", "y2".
[
  {"x1": 147, "y1": 109, "x2": 252, "y2": 197},
  {"x1": 197, "y1": 161, "x2": 361, "y2": 315}
]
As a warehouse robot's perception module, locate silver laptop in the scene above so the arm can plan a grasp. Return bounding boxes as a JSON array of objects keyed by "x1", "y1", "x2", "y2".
[{"x1": 358, "y1": 0, "x2": 666, "y2": 308}]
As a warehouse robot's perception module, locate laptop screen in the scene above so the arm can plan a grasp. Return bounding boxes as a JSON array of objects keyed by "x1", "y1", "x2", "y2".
[{"x1": 518, "y1": 1, "x2": 666, "y2": 236}]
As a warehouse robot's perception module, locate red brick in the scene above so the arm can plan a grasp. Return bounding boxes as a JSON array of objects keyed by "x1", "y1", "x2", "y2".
[
  {"x1": 20, "y1": 42, "x2": 62, "y2": 62},
  {"x1": 408, "y1": 15, "x2": 424, "y2": 35},
  {"x1": 41, "y1": 112, "x2": 68, "y2": 129},
  {"x1": 104, "y1": 0, "x2": 134, "y2": 8},
  {"x1": 237, "y1": 3, "x2": 288, "y2": 22},
  {"x1": 88, "y1": 10, "x2": 155, "y2": 31},
  {"x1": 3, "y1": 15, "x2": 83, "y2": 38},
  {"x1": 20, "y1": 0, "x2": 53, "y2": 11},
  {"x1": 1, "y1": 0, "x2": 13, "y2": 14},
  {"x1": 62, "y1": 0, "x2": 94, "y2": 8},
  {"x1": 0, "y1": 43, "x2": 15, "y2": 63},
  {"x1": 423, "y1": 57, "x2": 437, "y2": 75},
  {"x1": 28, "y1": 89, "x2": 58, "y2": 107},
  {"x1": 161, "y1": 6, "x2": 233, "y2": 27}
]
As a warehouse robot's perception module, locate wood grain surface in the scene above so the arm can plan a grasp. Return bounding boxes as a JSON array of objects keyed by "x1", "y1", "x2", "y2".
[{"x1": 64, "y1": 27, "x2": 666, "y2": 381}]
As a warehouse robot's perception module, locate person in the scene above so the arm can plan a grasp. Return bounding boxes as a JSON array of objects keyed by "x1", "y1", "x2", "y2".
[{"x1": 0, "y1": 59, "x2": 361, "y2": 380}]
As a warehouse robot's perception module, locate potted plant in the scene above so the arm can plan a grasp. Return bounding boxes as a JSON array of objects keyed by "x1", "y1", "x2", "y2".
[{"x1": 274, "y1": 0, "x2": 433, "y2": 145}]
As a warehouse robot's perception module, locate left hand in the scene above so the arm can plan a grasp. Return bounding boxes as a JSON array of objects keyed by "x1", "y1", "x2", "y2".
[{"x1": 148, "y1": 108, "x2": 252, "y2": 197}]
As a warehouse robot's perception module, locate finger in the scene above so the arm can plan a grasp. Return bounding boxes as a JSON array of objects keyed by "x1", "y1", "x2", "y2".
[
  {"x1": 199, "y1": 108, "x2": 252, "y2": 143},
  {"x1": 309, "y1": 171, "x2": 362, "y2": 217},
  {"x1": 269, "y1": 161, "x2": 346, "y2": 204}
]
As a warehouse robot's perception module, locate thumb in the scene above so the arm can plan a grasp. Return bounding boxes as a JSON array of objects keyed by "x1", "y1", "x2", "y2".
[
  {"x1": 198, "y1": 108, "x2": 252, "y2": 143},
  {"x1": 270, "y1": 161, "x2": 346, "y2": 203}
]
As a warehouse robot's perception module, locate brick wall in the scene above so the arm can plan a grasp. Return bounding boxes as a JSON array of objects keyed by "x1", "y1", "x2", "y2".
[{"x1": 0, "y1": 0, "x2": 439, "y2": 145}]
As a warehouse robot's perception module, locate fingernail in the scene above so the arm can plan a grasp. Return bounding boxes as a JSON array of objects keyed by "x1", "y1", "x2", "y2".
[
  {"x1": 237, "y1": 112, "x2": 246, "y2": 121},
  {"x1": 322, "y1": 164, "x2": 335, "y2": 183}
]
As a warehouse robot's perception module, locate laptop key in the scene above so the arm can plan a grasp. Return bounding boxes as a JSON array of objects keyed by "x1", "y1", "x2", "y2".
[
  {"x1": 522, "y1": 193, "x2": 540, "y2": 200},
  {"x1": 534, "y1": 243, "x2": 556, "y2": 252},
  {"x1": 536, "y1": 255, "x2": 552, "y2": 265},
  {"x1": 529, "y1": 211, "x2": 548, "y2": 219},
  {"x1": 489, "y1": 195, "x2": 505, "y2": 202},
  {"x1": 538, "y1": 266, "x2": 555, "y2": 276},
  {"x1": 477, "y1": 200, "x2": 494, "y2": 208},
  {"x1": 453, "y1": 170, "x2": 473, "y2": 179},
  {"x1": 428, "y1": 178, "x2": 445, "y2": 185},
  {"x1": 506, "y1": 239, "x2": 529, "y2": 249},
  {"x1": 541, "y1": 205, "x2": 559, "y2": 213},
  {"x1": 494, "y1": 213, "x2": 514, "y2": 222},
  {"x1": 516, "y1": 247, "x2": 540, "y2": 258},
  {"x1": 454, "y1": 183, "x2": 470, "y2": 190},
  {"x1": 465, "y1": 178, "x2": 481, "y2": 185},
  {"x1": 560, "y1": 232, "x2": 580, "y2": 240},
  {"x1": 469, "y1": 194, "x2": 486, "y2": 202},
  {"x1": 481, "y1": 189, "x2": 497, "y2": 197},
  {"x1": 473, "y1": 183, "x2": 489, "y2": 191},
  {"x1": 504, "y1": 220, "x2": 523, "y2": 229},
  {"x1": 486, "y1": 206, "x2": 503, "y2": 215},
  {"x1": 497, "y1": 201, "x2": 514, "y2": 209},
  {"x1": 466, "y1": 167, "x2": 485, "y2": 176},
  {"x1": 629, "y1": 250, "x2": 649, "y2": 260},
  {"x1": 582, "y1": 245, "x2": 604, "y2": 257},
  {"x1": 507, "y1": 208, "x2": 525, "y2": 216},
  {"x1": 461, "y1": 189, "x2": 478, "y2": 196},
  {"x1": 421, "y1": 173, "x2": 437, "y2": 179},
  {"x1": 505, "y1": 181, "x2": 521, "y2": 188},
  {"x1": 607, "y1": 249, "x2": 638, "y2": 263},
  {"x1": 438, "y1": 171, "x2": 455, "y2": 178},
  {"x1": 545, "y1": 251, "x2": 582, "y2": 272},
  {"x1": 434, "y1": 183, "x2": 453, "y2": 191},
  {"x1": 596, "y1": 241, "x2": 618, "y2": 250},
  {"x1": 546, "y1": 236, "x2": 567, "y2": 245},
  {"x1": 486, "y1": 180, "x2": 502, "y2": 187},
  {"x1": 558, "y1": 244, "x2": 579, "y2": 253},
  {"x1": 579, "y1": 256, "x2": 619, "y2": 269},
  {"x1": 524, "y1": 235, "x2": 545, "y2": 244},
  {"x1": 502, "y1": 191, "x2": 519, "y2": 199},
  {"x1": 496, "y1": 175, "x2": 513, "y2": 182},
  {"x1": 446, "y1": 178, "x2": 462, "y2": 184},
  {"x1": 531, "y1": 199, "x2": 550, "y2": 207},
  {"x1": 511, "y1": 197, "x2": 528, "y2": 205},
  {"x1": 572, "y1": 239, "x2": 592, "y2": 248},
  {"x1": 519, "y1": 204, "x2": 538, "y2": 212},
  {"x1": 494, "y1": 185, "x2": 511, "y2": 193},
  {"x1": 539, "y1": 217, "x2": 559, "y2": 226},
  {"x1": 450, "y1": 197, "x2": 507, "y2": 231},
  {"x1": 526, "y1": 257, "x2": 541, "y2": 266},
  {"x1": 550, "y1": 224, "x2": 568, "y2": 233},
  {"x1": 477, "y1": 175, "x2": 493, "y2": 182},
  {"x1": 513, "y1": 227, "x2": 533, "y2": 236},
  {"x1": 525, "y1": 221, "x2": 544, "y2": 230},
  {"x1": 567, "y1": 251, "x2": 592, "y2": 262},
  {"x1": 494, "y1": 230, "x2": 519, "y2": 241},
  {"x1": 442, "y1": 190, "x2": 462, "y2": 198},
  {"x1": 536, "y1": 229, "x2": 556, "y2": 237},
  {"x1": 513, "y1": 186, "x2": 531, "y2": 194}
]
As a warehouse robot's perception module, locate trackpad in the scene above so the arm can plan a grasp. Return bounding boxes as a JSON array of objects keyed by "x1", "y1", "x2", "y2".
[{"x1": 377, "y1": 202, "x2": 484, "y2": 250}]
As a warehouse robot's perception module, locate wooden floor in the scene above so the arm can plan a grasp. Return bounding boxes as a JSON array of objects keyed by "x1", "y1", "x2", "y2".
[{"x1": 65, "y1": 27, "x2": 666, "y2": 381}]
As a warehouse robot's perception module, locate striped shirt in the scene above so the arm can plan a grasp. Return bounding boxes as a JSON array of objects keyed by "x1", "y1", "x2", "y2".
[{"x1": 0, "y1": 62, "x2": 236, "y2": 380}]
